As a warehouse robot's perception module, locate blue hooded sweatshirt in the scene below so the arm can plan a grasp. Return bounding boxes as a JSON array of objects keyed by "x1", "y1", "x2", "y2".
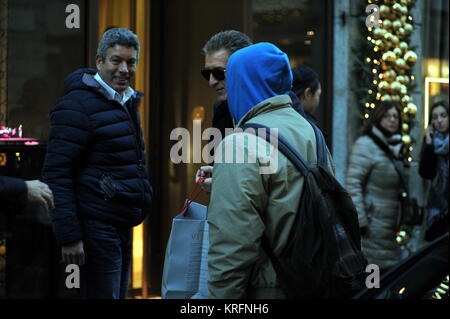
[{"x1": 226, "y1": 42, "x2": 293, "y2": 124}]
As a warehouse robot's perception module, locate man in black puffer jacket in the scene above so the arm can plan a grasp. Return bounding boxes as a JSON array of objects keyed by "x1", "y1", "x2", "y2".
[{"x1": 42, "y1": 28, "x2": 153, "y2": 299}]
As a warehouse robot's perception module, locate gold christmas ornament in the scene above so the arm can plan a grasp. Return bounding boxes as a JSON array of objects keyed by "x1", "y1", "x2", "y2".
[
  {"x1": 397, "y1": 75, "x2": 406, "y2": 84},
  {"x1": 393, "y1": 48, "x2": 403, "y2": 57},
  {"x1": 404, "y1": 51, "x2": 418, "y2": 64},
  {"x1": 402, "y1": 95, "x2": 412, "y2": 104},
  {"x1": 398, "y1": 28, "x2": 406, "y2": 37},
  {"x1": 402, "y1": 123, "x2": 409, "y2": 132},
  {"x1": 400, "y1": 42, "x2": 409, "y2": 52},
  {"x1": 391, "y1": 35, "x2": 400, "y2": 45},
  {"x1": 396, "y1": 58, "x2": 407, "y2": 69},
  {"x1": 400, "y1": 5, "x2": 408, "y2": 16},
  {"x1": 380, "y1": 5, "x2": 390, "y2": 17},
  {"x1": 385, "y1": 70, "x2": 397, "y2": 82},
  {"x1": 381, "y1": 94, "x2": 392, "y2": 101},
  {"x1": 382, "y1": 51, "x2": 396, "y2": 63},
  {"x1": 393, "y1": 20, "x2": 403, "y2": 31},
  {"x1": 402, "y1": 135, "x2": 412, "y2": 145},
  {"x1": 383, "y1": 20, "x2": 393, "y2": 30},
  {"x1": 400, "y1": 85, "x2": 408, "y2": 95},
  {"x1": 391, "y1": 81, "x2": 402, "y2": 92},
  {"x1": 392, "y1": 3, "x2": 402, "y2": 14},
  {"x1": 404, "y1": 23, "x2": 413, "y2": 34},
  {"x1": 391, "y1": 95, "x2": 401, "y2": 102},
  {"x1": 373, "y1": 28, "x2": 387, "y2": 39},
  {"x1": 378, "y1": 81, "x2": 390, "y2": 91},
  {"x1": 407, "y1": 103, "x2": 417, "y2": 115},
  {"x1": 400, "y1": 0, "x2": 410, "y2": 6}
]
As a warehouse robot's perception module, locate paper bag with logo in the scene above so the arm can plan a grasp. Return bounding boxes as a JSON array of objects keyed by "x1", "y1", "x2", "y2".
[{"x1": 161, "y1": 181, "x2": 209, "y2": 299}]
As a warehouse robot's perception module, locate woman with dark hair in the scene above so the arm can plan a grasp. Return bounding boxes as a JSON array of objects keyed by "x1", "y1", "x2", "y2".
[
  {"x1": 346, "y1": 101, "x2": 408, "y2": 271},
  {"x1": 419, "y1": 100, "x2": 449, "y2": 241}
]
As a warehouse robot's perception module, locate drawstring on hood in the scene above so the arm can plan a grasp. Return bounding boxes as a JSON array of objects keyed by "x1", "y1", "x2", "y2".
[{"x1": 226, "y1": 42, "x2": 292, "y2": 123}]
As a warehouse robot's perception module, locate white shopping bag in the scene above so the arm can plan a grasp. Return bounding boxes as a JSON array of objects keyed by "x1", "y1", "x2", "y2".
[{"x1": 161, "y1": 201, "x2": 209, "y2": 299}]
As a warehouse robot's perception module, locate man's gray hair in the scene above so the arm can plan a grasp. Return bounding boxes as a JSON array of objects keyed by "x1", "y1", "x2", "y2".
[
  {"x1": 97, "y1": 28, "x2": 140, "y2": 60},
  {"x1": 202, "y1": 30, "x2": 253, "y2": 55}
]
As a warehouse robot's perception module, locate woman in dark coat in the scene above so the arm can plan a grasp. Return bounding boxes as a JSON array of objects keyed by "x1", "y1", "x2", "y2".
[{"x1": 419, "y1": 100, "x2": 449, "y2": 241}]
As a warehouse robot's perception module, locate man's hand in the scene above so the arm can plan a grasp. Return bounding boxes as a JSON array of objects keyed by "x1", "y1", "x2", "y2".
[
  {"x1": 425, "y1": 125, "x2": 434, "y2": 145},
  {"x1": 62, "y1": 240, "x2": 85, "y2": 266},
  {"x1": 196, "y1": 166, "x2": 213, "y2": 193},
  {"x1": 25, "y1": 180, "x2": 54, "y2": 211}
]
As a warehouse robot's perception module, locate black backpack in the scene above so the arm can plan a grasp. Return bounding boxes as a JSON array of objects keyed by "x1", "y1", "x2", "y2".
[{"x1": 241, "y1": 122, "x2": 368, "y2": 299}]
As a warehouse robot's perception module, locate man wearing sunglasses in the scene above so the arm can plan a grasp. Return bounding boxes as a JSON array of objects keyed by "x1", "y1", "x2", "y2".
[{"x1": 196, "y1": 30, "x2": 253, "y2": 191}]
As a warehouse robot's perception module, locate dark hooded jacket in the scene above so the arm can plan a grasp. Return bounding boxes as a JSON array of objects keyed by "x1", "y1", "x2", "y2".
[{"x1": 42, "y1": 68, "x2": 153, "y2": 246}]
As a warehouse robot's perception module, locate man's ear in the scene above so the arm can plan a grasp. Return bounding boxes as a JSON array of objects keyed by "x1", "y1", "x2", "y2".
[
  {"x1": 303, "y1": 87, "x2": 312, "y2": 99},
  {"x1": 95, "y1": 55, "x2": 103, "y2": 70}
]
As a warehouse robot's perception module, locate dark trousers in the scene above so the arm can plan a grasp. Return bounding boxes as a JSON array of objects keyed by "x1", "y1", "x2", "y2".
[{"x1": 78, "y1": 216, "x2": 132, "y2": 299}]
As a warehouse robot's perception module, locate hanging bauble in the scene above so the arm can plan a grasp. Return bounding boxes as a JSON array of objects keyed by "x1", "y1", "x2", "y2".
[
  {"x1": 407, "y1": 103, "x2": 418, "y2": 115},
  {"x1": 400, "y1": 5, "x2": 408, "y2": 16},
  {"x1": 385, "y1": 70, "x2": 397, "y2": 82},
  {"x1": 402, "y1": 123, "x2": 409, "y2": 132},
  {"x1": 393, "y1": 47, "x2": 403, "y2": 57},
  {"x1": 391, "y1": 35, "x2": 400, "y2": 45},
  {"x1": 401, "y1": 15, "x2": 408, "y2": 24},
  {"x1": 381, "y1": 94, "x2": 392, "y2": 101},
  {"x1": 392, "y1": 3, "x2": 402, "y2": 14},
  {"x1": 378, "y1": 81, "x2": 390, "y2": 91},
  {"x1": 383, "y1": 20, "x2": 393, "y2": 30},
  {"x1": 393, "y1": 20, "x2": 403, "y2": 31},
  {"x1": 374, "y1": 28, "x2": 387, "y2": 39},
  {"x1": 375, "y1": 39, "x2": 385, "y2": 50},
  {"x1": 400, "y1": 85, "x2": 408, "y2": 95},
  {"x1": 384, "y1": 0, "x2": 394, "y2": 5},
  {"x1": 380, "y1": 5, "x2": 391, "y2": 18},
  {"x1": 391, "y1": 81, "x2": 402, "y2": 92},
  {"x1": 404, "y1": 23, "x2": 413, "y2": 34},
  {"x1": 398, "y1": 28, "x2": 406, "y2": 37},
  {"x1": 400, "y1": 41, "x2": 409, "y2": 52},
  {"x1": 402, "y1": 95, "x2": 412, "y2": 104},
  {"x1": 400, "y1": 0, "x2": 410, "y2": 6},
  {"x1": 396, "y1": 58, "x2": 407, "y2": 69},
  {"x1": 404, "y1": 51, "x2": 418, "y2": 65},
  {"x1": 402, "y1": 135, "x2": 412, "y2": 145},
  {"x1": 397, "y1": 75, "x2": 408, "y2": 84},
  {"x1": 383, "y1": 51, "x2": 397, "y2": 63}
]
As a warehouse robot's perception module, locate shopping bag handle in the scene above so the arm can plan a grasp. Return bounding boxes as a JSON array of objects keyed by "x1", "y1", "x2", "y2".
[{"x1": 180, "y1": 177, "x2": 206, "y2": 214}]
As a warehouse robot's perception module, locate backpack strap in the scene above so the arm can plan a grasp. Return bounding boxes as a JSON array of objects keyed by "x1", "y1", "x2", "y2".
[
  {"x1": 310, "y1": 123, "x2": 329, "y2": 169},
  {"x1": 240, "y1": 122, "x2": 311, "y2": 177}
]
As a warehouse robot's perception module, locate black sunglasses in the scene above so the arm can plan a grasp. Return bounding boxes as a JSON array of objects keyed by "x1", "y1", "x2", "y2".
[{"x1": 200, "y1": 68, "x2": 226, "y2": 81}]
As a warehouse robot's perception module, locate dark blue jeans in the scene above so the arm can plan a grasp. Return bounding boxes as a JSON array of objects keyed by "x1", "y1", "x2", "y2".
[{"x1": 78, "y1": 216, "x2": 132, "y2": 299}]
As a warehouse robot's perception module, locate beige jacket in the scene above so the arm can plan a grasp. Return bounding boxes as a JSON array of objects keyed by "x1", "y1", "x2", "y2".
[
  {"x1": 207, "y1": 95, "x2": 334, "y2": 298},
  {"x1": 346, "y1": 126, "x2": 406, "y2": 269}
]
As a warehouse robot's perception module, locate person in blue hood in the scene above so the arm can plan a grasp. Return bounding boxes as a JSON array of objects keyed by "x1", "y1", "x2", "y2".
[
  {"x1": 207, "y1": 42, "x2": 334, "y2": 298},
  {"x1": 226, "y1": 42, "x2": 293, "y2": 123}
]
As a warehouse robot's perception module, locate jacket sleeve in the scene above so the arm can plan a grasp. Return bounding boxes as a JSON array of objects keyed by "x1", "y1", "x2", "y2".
[
  {"x1": 418, "y1": 141, "x2": 437, "y2": 180},
  {"x1": 42, "y1": 97, "x2": 92, "y2": 246},
  {"x1": 346, "y1": 137, "x2": 374, "y2": 228},
  {"x1": 207, "y1": 134, "x2": 267, "y2": 299},
  {"x1": 0, "y1": 175, "x2": 27, "y2": 212}
]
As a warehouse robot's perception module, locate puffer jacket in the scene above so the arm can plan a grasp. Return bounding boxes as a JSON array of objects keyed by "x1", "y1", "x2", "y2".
[
  {"x1": 208, "y1": 95, "x2": 335, "y2": 298},
  {"x1": 42, "y1": 68, "x2": 153, "y2": 246},
  {"x1": 346, "y1": 126, "x2": 406, "y2": 269}
]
